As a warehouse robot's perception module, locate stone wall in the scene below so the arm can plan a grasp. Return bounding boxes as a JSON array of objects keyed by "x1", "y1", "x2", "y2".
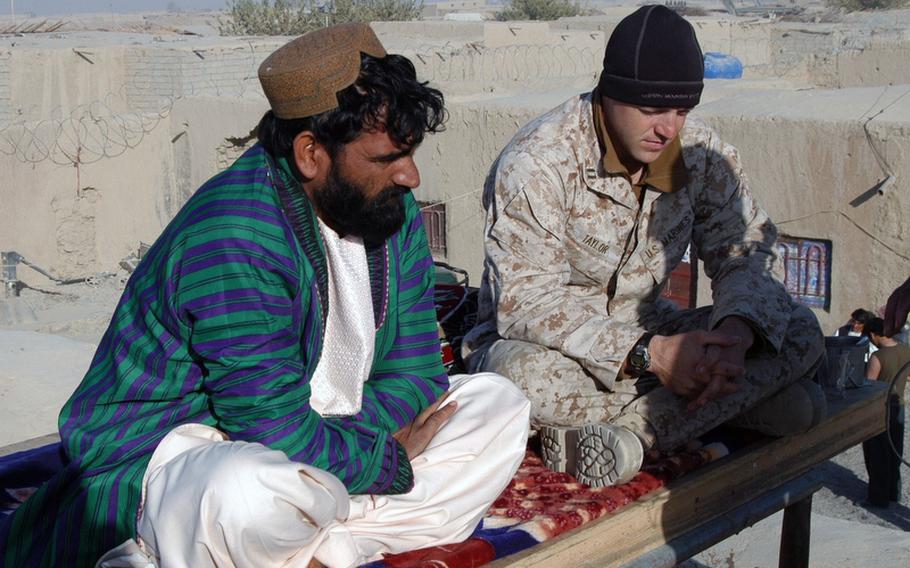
[
  {"x1": 123, "y1": 43, "x2": 277, "y2": 114},
  {"x1": 697, "y1": 88, "x2": 910, "y2": 330},
  {"x1": 380, "y1": 23, "x2": 604, "y2": 96},
  {"x1": 555, "y1": 14, "x2": 910, "y2": 88},
  {"x1": 0, "y1": 95, "x2": 266, "y2": 280},
  {"x1": 2, "y1": 17, "x2": 909, "y2": 331}
]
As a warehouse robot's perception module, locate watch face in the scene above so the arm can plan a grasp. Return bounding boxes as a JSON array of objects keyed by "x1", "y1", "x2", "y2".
[{"x1": 630, "y1": 345, "x2": 649, "y2": 372}]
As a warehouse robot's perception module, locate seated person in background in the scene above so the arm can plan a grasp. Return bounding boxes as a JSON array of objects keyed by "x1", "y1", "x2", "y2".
[
  {"x1": 464, "y1": 5, "x2": 825, "y2": 488},
  {"x1": 834, "y1": 308, "x2": 877, "y2": 362},
  {"x1": 834, "y1": 308, "x2": 875, "y2": 338},
  {"x1": 862, "y1": 317, "x2": 910, "y2": 507},
  {"x1": 0, "y1": 24, "x2": 530, "y2": 568}
]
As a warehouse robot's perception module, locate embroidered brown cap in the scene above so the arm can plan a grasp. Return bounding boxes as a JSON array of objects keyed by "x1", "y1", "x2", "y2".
[{"x1": 258, "y1": 23, "x2": 387, "y2": 119}]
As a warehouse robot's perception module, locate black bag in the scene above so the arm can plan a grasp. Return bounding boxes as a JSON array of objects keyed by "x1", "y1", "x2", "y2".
[{"x1": 816, "y1": 335, "x2": 869, "y2": 390}]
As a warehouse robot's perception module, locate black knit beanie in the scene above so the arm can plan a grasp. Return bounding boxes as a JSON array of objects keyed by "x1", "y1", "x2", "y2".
[{"x1": 599, "y1": 5, "x2": 704, "y2": 108}]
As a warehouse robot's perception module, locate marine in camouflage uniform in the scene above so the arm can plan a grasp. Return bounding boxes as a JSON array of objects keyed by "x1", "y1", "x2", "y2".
[{"x1": 464, "y1": 6, "x2": 824, "y2": 482}]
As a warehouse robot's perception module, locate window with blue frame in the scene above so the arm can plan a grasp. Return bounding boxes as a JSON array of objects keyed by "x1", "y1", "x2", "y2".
[{"x1": 776, "y1": 236, "x2": 831, "y2": 310}]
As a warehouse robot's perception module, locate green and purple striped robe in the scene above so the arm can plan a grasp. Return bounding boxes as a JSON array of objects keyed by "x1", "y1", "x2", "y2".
[{"x1": 0, "y1": 144, "x2": 448, "y2": 567}]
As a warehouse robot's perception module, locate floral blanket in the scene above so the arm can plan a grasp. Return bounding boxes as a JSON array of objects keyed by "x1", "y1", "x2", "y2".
[
  {"x1": 362, "y1": 443, "x2": 727, "y2": 568},
  {"x1": 0, "y1": 441, "x2": 727, "y2": 568}
]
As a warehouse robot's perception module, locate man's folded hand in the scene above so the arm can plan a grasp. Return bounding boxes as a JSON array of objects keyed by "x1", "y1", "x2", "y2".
[{"x1": 393, "y1": 393, "x2": 458, "y2": 461}]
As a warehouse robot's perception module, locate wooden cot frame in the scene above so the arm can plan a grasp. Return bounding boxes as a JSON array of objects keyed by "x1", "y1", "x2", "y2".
[
  {"x1": 491, "y1": 383, "x2": 888, "y2": 568},
  {"x1": 0, "y1": 383, "x2": 887, "y2": 568}
]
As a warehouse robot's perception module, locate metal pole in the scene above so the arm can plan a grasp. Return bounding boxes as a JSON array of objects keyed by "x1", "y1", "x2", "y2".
[
  {"x1": 779, "y1": 495, "x2": 812, "y2": 568},
  {"x1": 1, "y1": 251, "x2": 20, "y2": 297}
]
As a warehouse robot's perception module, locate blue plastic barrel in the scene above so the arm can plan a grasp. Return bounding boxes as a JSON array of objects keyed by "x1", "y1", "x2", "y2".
[{"x1": 704, "y1": 52, "x2": 743, "y2": 79}]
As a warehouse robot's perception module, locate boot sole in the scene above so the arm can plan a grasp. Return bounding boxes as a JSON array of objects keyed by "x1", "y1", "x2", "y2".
[{"x1": 540, "y1": 424, "x2": 644, "y2": 487}]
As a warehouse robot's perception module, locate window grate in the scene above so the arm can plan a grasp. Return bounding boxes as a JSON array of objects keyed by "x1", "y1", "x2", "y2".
[
  {"x1": 418, "y1": 202, "x2": 447, "y2": 257},
  {"x1": 777, "y1": 236, "x2": 831, "y2": 310}
]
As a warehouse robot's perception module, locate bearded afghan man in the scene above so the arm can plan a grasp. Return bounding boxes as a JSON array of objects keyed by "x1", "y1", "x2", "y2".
[{"x1": 0, "y1": 24, "x2": 530, "y2": 568}]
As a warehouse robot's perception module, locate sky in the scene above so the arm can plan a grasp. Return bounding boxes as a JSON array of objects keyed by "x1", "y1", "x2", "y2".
[{"x1": 8, "y1": 1, "x2": 230, "y2": 17}]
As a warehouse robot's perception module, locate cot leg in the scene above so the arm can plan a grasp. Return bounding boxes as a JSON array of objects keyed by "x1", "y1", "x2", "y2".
[{"x1": 778, "y1": 494, "x2": 812, "y2": 568}]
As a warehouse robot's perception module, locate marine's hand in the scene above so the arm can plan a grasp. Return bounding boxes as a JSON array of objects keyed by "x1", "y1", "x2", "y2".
[
  {"x1": 393, "y1": 393, "x2": 457, "y2": 461},
  {"x1": 648, "y1": 330, "x2": 741, "y2": 398},
  {"x1": 688, "y1": 317, "x2": 755, "y2": 410},
  {"x1": 687, "y1": 345, "x2": 745, "y2": 410},
  {"x1": 884, "y1": 276, "x2": 910, "y2": 337}
]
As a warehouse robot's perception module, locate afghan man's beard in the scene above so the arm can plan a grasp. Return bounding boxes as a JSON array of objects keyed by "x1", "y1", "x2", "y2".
[{"x1": 313, "y1": 165, "x2": 409, "y2": 245}]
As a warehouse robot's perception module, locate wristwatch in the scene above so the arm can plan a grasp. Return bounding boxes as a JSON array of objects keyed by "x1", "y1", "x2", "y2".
[{"x1": 628, "y1": 333, "x2": 654, "y2": 377}]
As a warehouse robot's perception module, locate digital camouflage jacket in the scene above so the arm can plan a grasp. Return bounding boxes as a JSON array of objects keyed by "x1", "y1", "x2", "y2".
[{"x1": 465, "y1": 92, "x2": 792, "y2": 389}]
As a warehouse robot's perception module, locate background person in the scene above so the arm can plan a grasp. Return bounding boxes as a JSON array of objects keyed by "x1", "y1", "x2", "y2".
[
  {"x1": 834, "y1": 308, "x2": 875, "y2": 338},
  {"x1": 862, "y1": 317, "x2": 910, "y2": 507}
]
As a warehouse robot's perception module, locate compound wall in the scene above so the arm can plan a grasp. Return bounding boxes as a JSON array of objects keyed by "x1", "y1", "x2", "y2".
[
  {"x1": 698, "y1": 87, "x2": 910, "y2": 330},
  {"x1": 2, "y1": 16, "x2": 909, "y2": 331}
]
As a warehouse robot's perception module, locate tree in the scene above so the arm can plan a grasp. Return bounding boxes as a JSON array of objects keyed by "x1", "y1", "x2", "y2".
[
  {"x1": 219, "y1": 0, "x2": 423, "y2": 36},
  {"x1": 497, "y1": 0, "x2": 584, "y2": 21}
]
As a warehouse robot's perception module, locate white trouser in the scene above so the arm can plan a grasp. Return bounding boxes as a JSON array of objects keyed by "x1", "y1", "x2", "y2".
[{"x1": 96, "y1": 373, "x2": 530, "y2": 568}]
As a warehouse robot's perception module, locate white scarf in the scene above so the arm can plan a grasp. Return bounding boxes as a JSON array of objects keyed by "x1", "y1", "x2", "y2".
[{"x1": 308, "y1": 218, "x2": 376, "y2": 416}]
